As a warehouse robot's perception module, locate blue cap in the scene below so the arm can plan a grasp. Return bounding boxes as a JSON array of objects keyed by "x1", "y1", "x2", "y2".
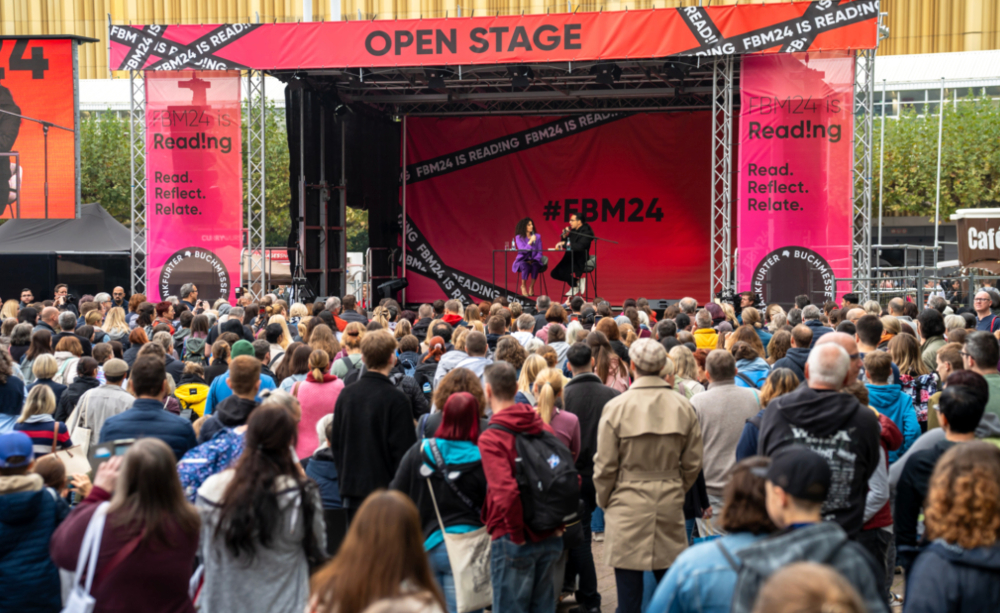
[{"x1": 0, "y1": 432, "x2": 35, "y2": 468}]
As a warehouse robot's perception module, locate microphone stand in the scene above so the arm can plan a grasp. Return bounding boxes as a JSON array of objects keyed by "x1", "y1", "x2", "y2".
[{"x1": 0, "y1": 108, "x2": 76, "y2": 219}]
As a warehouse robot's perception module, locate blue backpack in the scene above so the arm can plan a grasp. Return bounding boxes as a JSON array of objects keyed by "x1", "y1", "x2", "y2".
[{"x1": 177, "y1": 427, "x2": 245, "y2": 502}]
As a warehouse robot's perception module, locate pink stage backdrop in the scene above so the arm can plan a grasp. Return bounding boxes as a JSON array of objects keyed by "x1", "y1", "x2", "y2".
[
  {"x1": 737, "y1": 52, "x2": 854, "y2": 307},
  {"x1": 145, "y1": 71, "x2": 242, "y2": 303}
]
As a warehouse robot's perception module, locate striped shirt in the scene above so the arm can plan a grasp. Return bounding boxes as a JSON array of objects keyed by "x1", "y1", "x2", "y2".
[{"x1": 13, "y1": 415, "x2": 72, "y2": 457}]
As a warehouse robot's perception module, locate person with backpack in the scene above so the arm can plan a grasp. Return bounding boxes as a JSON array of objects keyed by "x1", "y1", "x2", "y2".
[
  {"x1": 478, "y1": 361, "x2": 576, "y2": 613},
  {"x1": 196, "y1": 404, "x2": 326, "y2": 613},
  {"x1": 594, "y1": 339, "x2": 703, "y2": 613},
  {"x1": 50, "y1": 438, "x2": 200, "y2": 613},
  {"x1": 732, "y1": 342, "x2": 770, "y2": 389},
  {"x1": 726, "y1": 445, "x2": 888, "y2": 613},
  {"x1": 391, "y1": 391, "x2": 487, "y2": 613},
  {"x1": 179, "y1": 314, "x2": 210, "y2": 365},
  {"x1": 648, "y1": 456, "x2": 778, "y2": 613},
  {"x1": 293, "y1": 349, "x2": 344, "y2": 460},
  {"x1": 331, "y1": 331, "x2": 417, "y2": 520},
  {"x1": 330, "y1": 322, "x2": 364, "y2": 377},
  {"x1": 174, "y1": 362, "x2": 210, "y2": 421},
  {"x1": 198, "y1": 356, "x2": 261, "y2": 444},
  {"x1": 415, "y1": 335, "x2": 444, "y2": 406},
  {"x1": 689, "y1": 350, "x2": 759, "y2": 523}
]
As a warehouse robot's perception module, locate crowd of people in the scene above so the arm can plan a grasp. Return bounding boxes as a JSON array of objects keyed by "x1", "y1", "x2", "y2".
[{"x1": 2, "y1": 285, "x2": 1000, "y2": 613}]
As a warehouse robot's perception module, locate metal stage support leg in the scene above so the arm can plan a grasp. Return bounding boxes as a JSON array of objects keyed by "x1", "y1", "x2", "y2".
[
  {"x1": 853, "y1": 49, "x2": 876, "y2": 302},
  {"x1": 710, "y1": 56, "x2": 734, "y2": 300},
  {"x1": 129, "y1": 70, "x2": 146, "y2": 296},
  {"x1": 246, "y1": 70, "x2": 268, "y2": 299}
]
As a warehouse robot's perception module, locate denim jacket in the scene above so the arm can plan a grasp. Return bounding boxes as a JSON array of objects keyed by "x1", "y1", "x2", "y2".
[{"x1": 647, "y1": 532, "x2": 766, "y2": 613}]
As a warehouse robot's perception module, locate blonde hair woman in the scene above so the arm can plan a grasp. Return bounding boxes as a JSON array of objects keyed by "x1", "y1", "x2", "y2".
[
  {"x1": 309, "y1": 324, "x2": 341, "y2": 362},
  {"x1": 0, "y1": 299, "x2": 18, "y2": 321},
  {"x1": 268, "y1": 314, "x2": 294, "y2": 349},
  {"x1": 13, "y1": 384, "x2": 72, "y2": 456},
  {"x1": 394, "y1": 319, "x2": 412, "y2": 340},
  {"x1": 668, "y1": 345, "x2": 706, "y2": 399},
  {"x1": 332, "y1": 322, "x2": 365, "y2": 376},
  {"x1": 532, "y1": 368, "x2": 580, "y2": 459},
  {"x1": 618, "y1": 323, "x2": 638, "y2": 348},
  {"x1": 516, "y1": 354, "x2": 547, "y2": 406},
  {"x1": 102, "y1": 306, "x2": 131, "y2": 346}
]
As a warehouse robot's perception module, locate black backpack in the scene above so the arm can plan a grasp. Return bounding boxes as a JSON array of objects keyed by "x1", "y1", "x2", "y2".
[{"x1": 488, "y1": 424, "x2": 580, "y2": 533}]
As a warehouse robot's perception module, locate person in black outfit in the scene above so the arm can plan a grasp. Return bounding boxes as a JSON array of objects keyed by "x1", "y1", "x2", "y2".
[
  {"x1": 331, "y1": 330, "x2": 416, "y2": 521},
  {"x1": 0, "y1": 84, "x2": 21, "y2": 216},
  {"x1": 562, "y1": 343, "x2": 619, "y2": 613},
  {"x1": 551, "y1": 214, "x2": 594, "y2": 294},
  {"x1": 895, "y1": 381, "x2": 984, "y2": 575}
]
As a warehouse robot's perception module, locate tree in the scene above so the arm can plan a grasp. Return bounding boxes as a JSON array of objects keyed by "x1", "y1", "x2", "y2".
[{"x1": 873, "y1": 93, "x2": 1000, "y2": 219}]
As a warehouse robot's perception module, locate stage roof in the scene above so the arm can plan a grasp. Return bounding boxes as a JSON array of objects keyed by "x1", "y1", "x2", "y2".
[{"x1": 109, "y1": 0, "x2": 877, "y2": 72}]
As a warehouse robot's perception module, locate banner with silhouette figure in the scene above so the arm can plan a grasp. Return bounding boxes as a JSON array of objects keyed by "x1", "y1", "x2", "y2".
[{"x1": 145, "y1": 70, "x2": 242, "y2": 303}]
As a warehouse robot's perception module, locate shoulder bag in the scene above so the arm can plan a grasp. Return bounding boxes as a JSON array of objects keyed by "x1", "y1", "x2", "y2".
[
  {"x1": 53, "y1": 422, "x2": 91, "y2": 476},
  {"x1": 61, "y1": 502, "x2": 110, "y2": 613},
  {"x1": 426, "y1": 477, "x2": 492, "y2": 613}
]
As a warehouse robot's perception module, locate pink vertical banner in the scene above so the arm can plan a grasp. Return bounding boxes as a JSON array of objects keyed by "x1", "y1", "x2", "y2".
[
  {"x1": 146, "y1": 71, "x2": 243, "y2": 304},
  {"x1": 737, "y1": 53, "x2": 854, "y2": 307}
]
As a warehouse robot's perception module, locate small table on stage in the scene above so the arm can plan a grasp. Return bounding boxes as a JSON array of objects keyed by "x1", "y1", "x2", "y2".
[{"x1": 491, "y1": 248, "x2": 568, "y2": 301}]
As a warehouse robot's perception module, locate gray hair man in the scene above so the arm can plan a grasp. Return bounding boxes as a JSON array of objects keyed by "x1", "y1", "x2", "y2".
[
  {"x1": 678, "y1": 297, "x2": 698, "y2": 315},
  {"x1": 802, "y1": 304, "x2": 834, "y2": 347},
  {"x1": 758, "y1": 341, "x2": 881, "y2": 538},
  {"x1": 93, "y1": 292, "x2": 112, "y2": 314}
]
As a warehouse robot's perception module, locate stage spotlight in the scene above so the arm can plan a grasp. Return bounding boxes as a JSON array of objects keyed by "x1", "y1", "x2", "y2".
[
  {"x1": 508, "y1": 65, "x2": 534, "y2": 89},
  {"x1": 425, "y1": 68, "x2": 446, "y2": 89},
  {"x1": 377, "y1": 278, "x2": 409, "y2": 300},
  {"x1": 663, "y1": 60, "x2": 695, "y2": 83},
  {"x1": 334, "y1": 104, "x2": 351, "y2": 116},
  {"x1": 590, "y1": 63, "x2": 621, "y2": 85}
]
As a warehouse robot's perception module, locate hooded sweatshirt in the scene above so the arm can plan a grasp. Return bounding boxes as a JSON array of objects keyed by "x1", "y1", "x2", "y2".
[
  {"x1": 478, "y1": 403, "x2": 557, "y2": 544},
  {"x1": 198, "y1": 395, "x2": 258, "y2": 444},
  {"x1": 735, "y1": 357, "x2": 770, "y2": 389},
  {"x1": 729, "y1": 522, "x2": 888, "y2": 613},
  {"x1": 0, "y1": 473, "x2": 67, "y2": 613},
  {"x1": 433, "y1": 350, "x2": 469, "y2": 386},
  {"x1": 866, "y1": 383, "x2": 920, "y2": 463},
  {"x1": 770, "y1": 347, "x2": 810, "y2": 382},
  {"x1": 905, "y1": 540, "x2": 1000, "y2": 613},
  {"x1": 441, "y1": 313, "x2": 466, "y2": 328},
  {"x1": 758, "y1": 386, "x2": 881, "y2": 537}
]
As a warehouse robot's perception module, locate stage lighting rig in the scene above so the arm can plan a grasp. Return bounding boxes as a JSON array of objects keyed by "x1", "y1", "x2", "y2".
[
  {"x1": 425, "y1": 68, "x2": 447, "y2": 89},
  {"x1": 378, "y1": 278, "x2": 409, "y2": 300},
  {"x1": 663, "y1": 59, "x2": 695, "y2": 83},
  {"x1": 590, "y1": 63, "x2": 621, "y2": 85},
  {"x1": 508, "y1": 65, "x2": 534, "y2": 89}
]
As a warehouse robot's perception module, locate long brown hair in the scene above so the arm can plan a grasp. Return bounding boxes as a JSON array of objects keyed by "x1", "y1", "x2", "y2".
[
  {"x1": 720, "y1": 456, "x2": 778, "y2": 535},
  {"x1": 587, "y1": 330, "x2": 627, "y2": 382},
  {"x1": 767, "y1": 330, "x2": 792, "y2": 364},
  {"x1": 730, "y1": 325, "x2": 766, "y2": 359},
  {"x1": 433, "y1": 367, "x2": 486, "y2": 415},
  {"x1": 759, "y1": 368, "x2": 800, "y2": 407},
  {"x1": 309, "y1": 324, "x2": 341, "y2": 358},
  {"x1": 310, "y1": 490, "x2": 445, "y2": 613},
  {"x1": 925, "y1": 442, "x2": 1000, "y2": 549},
  {"x1": 109, "y1": 438, "x2": 200, "y2": 546},
  {"x1": 595, "y1": 317, "x2": 621, "y2": 342},
  {"x1": 25, "y1": 329, "x2": 53, "y2": 361},
  {"x1": 273, "y1": 341, "x2": 304, "y2": 382},
  {"x1": 888, "y1": 333, "x2": 929, "y2": 376},
  {"x1": 216, "y1": 405, "x2": 325, "y2": 565}
]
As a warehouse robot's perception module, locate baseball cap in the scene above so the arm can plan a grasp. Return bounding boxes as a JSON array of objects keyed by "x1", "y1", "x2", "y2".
[
  {"x1": 103, "y1": 358, "x2": 128, "y2": 378},
  {"x1": 0, "y1": 432, "x2": 35, "y2": 468},
  {"x1": 231, "y1": 340, "x2": 255, "y2": 358},
  {"x1": 628, "y1": 338, "x2": 667, "y2": 374},
  {"x1": 762, "y1": 445, "x2": 831, "y2": 503}
]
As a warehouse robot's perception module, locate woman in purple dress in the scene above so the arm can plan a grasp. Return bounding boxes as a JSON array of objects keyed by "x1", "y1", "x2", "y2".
[{"x1": 512, "y1": 217, "x2": 543, "y2": 297}]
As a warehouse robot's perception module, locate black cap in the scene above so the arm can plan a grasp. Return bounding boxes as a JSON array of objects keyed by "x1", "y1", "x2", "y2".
[{"x1": 764, "y1": 445, "x2": 831, "y2": 503}]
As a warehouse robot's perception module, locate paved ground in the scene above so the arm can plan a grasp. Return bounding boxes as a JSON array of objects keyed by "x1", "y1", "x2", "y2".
[{"x1": 558, "y1": 539, "x2": 905, "y2": 613}]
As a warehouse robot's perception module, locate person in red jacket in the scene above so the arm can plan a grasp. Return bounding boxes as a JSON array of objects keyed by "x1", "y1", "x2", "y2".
[
  {"x1": 50, "y1": 438, "x2": 200, "y2": 613},
  {"x1": 479, "y1": 361, "x2": 563, "y2": 613}
]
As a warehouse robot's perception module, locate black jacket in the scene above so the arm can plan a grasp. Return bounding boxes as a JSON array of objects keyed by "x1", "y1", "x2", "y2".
[
  {"x1": 391, "y1": 439, "x2": 487, "y2": 544},
  {"x1": 331, "y1": 372, "x2": 417, "y2": 504},
  {"x1": 122, "y1": 345, "x2": 142, "y2": 369},
  {"x1": 562, "y1": 372, "x2": 620, "y2": 477},
  {"x1": 533, "y1": 312, "x2": 547, "y2": 334},
  {"x1": 0, "y1": 85, "x2": 20, "y2": 212},
  {"x1": 206, "y1": 319, "x2": 254, "y2": 345},
  {"x1": 344, "y1": 362, "x2": 430, "y2": 420},
  {"x1": 758, "y1": 385, "x2": 881, "y2": 537},
  {"x1": 54, "y1": 376, "x2": 101, "y2": 422},
  {"x1": 412, "y1": 317, "x2": 433, "y2": 341},
  {"x1": 203, "y1": 361, "x2": 229, "y2": 385},
  {"x1": 906, "y1": 540, "x2": 1000, "y2": 613},
  {"x1": 771, "y1": 347, "x2": 810, "y2": 382},
  {"x1": 895, "y1": 438, "x2": 958, "y2": 573},
  {"x1": 340, "y1": 310, "x2": 368, "y2": 326},
  {"x1": 610, "y1": 339, "x2": 630, "y2": 365},
  {"x1": 52, "y1": 332, "x2": 93, "y2": 357},
  {"x1": 198, "y1": 395, "x2": 257, "y2": 444},
  {"x1": 164, "y1": 355, "x2": 184, "y2": 382}
]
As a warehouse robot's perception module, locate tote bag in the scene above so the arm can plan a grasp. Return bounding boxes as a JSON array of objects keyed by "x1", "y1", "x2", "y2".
[
  {"x1": 61, "y1": 502, "x2": 110, "y2": 613},
  {"x1": 51, "y1": 422, "x2": 91, "y2": 476},
  {"x1": 426, "y1": 480, "x2": 492, "y2": 613}
]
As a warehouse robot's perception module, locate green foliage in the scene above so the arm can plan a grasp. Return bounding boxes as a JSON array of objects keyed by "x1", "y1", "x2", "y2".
[
  {"x1": 346, "y1": 207, "x2": 368, "y2": 252},
  {"x1": 242, "y1": 98, "x2": 291, "y2": 246},
  {"x1": 79, "y1": 110, "x2": 132, "y2": 224},
  {"x1": 875, "y1": 95, "x2": 1000, "y2": 218}
]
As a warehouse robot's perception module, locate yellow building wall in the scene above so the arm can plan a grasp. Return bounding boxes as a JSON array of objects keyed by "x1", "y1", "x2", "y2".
[{"x1": 2, "y1": 0, "x2": 998, "y2": 79}]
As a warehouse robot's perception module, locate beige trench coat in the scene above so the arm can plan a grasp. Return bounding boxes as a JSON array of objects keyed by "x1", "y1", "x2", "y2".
[{"x1": 593, "y1": 376, "x2": 704, "y2": 571}]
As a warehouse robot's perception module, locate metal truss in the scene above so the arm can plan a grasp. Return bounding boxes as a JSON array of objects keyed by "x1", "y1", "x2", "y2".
[
  {"x1": 853, "y1": 49, "x2": 876, "y2": 301},
  {"x1": 284, "y1": 59, "x2": 719, "y2": 115},
  {"x1": 710, "y1": 56, "x2": 734, "y2": 299},
  {"x1": 129, "y1": 70, "x2": 146, "y2": 296},
  {"x1": 245, "y1": 70, "x2": 268, "y2": 299}
]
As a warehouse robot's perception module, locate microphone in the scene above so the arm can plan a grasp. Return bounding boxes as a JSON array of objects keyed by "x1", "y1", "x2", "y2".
[{"x1": 560, "y1": 227, "x2": 570, "y2": 239}]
